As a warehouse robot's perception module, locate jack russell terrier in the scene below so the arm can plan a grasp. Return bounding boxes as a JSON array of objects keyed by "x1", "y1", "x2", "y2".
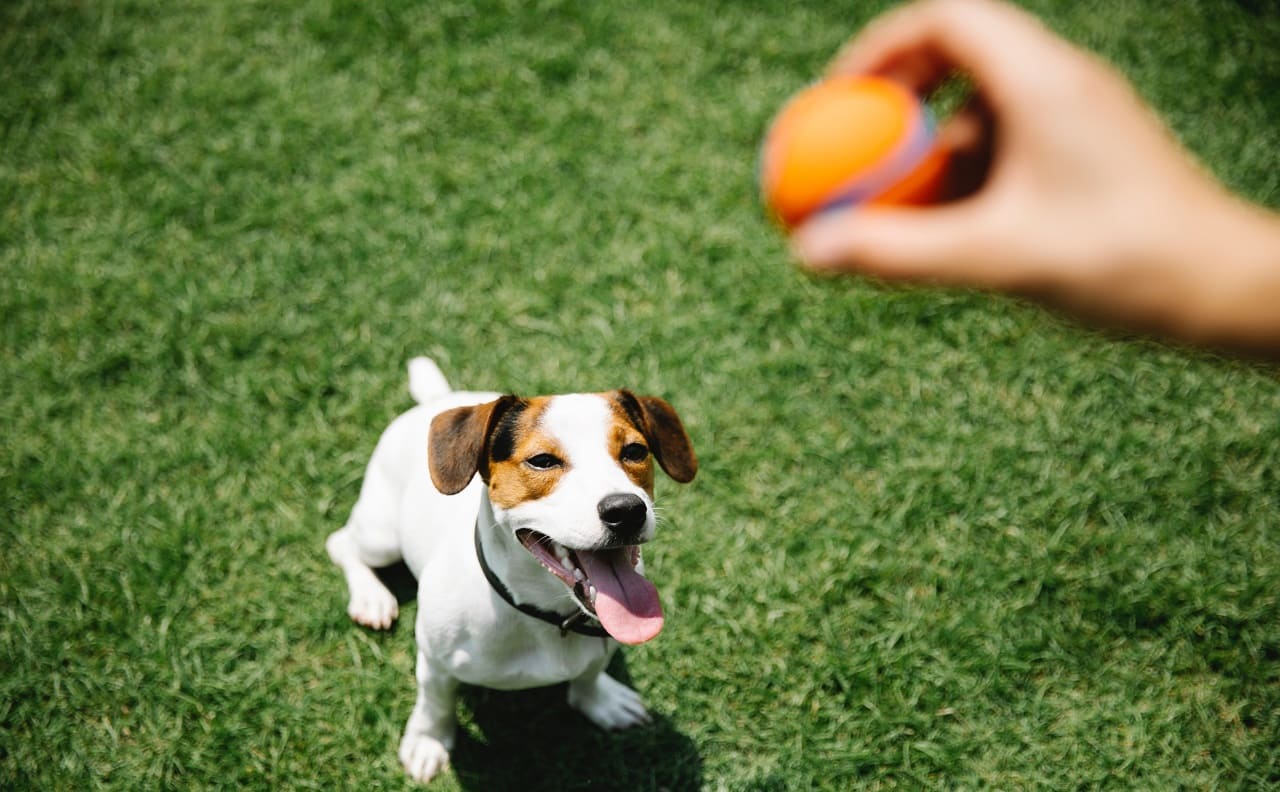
[{"x1": 326, "y1": 358, "x2": 697, "y2": 784}]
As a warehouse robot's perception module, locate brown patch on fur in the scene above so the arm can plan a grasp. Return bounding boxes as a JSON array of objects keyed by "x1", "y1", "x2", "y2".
[
  {"x1": 429, "y1": 395, "x2": 523, "y2": 495},
  {"x1": 611, "y1": 391, "x2": 698, "y2": 484},
  {"x1": 486, "y1": 397, "x2": 569, "y2": 510},
  {"x1": 607, "y1": 397, "x2": 657, "y2": 495},
  {"x1": 480, "y1": 392, "x2": 695, "y2": 509}
]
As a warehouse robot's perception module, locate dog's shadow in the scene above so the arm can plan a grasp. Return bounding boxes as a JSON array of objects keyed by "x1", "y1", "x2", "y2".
[{"x1": 375, "y1": 562, "x2": 704, "y2": 792}]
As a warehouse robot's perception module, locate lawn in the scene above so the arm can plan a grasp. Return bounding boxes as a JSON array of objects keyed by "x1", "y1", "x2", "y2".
[{"x1": 3, "y1": 0, "x2": 1278, "y2": 789}]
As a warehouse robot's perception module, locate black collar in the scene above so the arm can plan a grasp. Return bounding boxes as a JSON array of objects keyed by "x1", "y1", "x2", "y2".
[{"x1": 474, "y1": 522, "x2": 610, "y2": 638}]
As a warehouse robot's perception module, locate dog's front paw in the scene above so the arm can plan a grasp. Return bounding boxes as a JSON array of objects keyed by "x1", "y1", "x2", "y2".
[
  {"x1": 568, "y1": 672, "x2": 652, "y2": 730},
  {"x1": 347, "y1": 585, "x2": 398, "y2": 630},
  {"x1": 398, "y1": 731, "x2": 451, "y2": 784}
]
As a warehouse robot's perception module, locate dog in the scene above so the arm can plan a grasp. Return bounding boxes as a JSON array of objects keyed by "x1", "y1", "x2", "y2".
[{"x1": 326, "y1": 358, "x2": 697, "y2": 783}]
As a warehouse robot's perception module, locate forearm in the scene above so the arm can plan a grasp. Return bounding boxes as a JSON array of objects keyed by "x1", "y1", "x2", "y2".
[
  {"x1": 1048, "y1": 192, "x2": 1280, "y2": 357},
  {"x1": 1150, "y1": 195, "x2": 1280, "y2": 356}
]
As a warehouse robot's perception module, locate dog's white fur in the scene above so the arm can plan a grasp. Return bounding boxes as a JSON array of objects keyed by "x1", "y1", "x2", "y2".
[{"x1": 326, "y1": 358, "x2": 695, "y2": 784}]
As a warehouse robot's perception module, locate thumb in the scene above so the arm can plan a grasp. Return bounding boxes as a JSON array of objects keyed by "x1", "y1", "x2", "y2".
[{"x1": 791, "y1": 204, "x2": 995, "y2": 285}]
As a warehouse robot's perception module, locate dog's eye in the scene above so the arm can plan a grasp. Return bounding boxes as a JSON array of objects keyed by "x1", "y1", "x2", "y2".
[
  {"x1": 620, "y1": 442, "x2": 649, "y2": 463},
  {"x1": 526, "y1": 453, "x2": 563, "y2": 471}
]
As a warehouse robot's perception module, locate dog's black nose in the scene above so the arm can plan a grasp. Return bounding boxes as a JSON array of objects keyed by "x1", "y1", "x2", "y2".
[{"x1": 597, "y1": 493, "x2": 648, "y2": 540}]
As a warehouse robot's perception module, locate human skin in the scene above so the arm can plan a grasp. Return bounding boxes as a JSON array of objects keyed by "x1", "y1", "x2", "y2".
[{"x1": 790, "y1": 0, "x2": 1280, "y2": 357}]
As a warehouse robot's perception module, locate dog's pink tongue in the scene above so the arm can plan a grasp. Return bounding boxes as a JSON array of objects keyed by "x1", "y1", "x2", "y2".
[{"x1": 577, "y1": 548, "x2": 664, "y2": 645}]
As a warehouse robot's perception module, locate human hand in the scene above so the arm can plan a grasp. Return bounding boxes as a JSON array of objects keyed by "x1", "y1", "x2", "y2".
[{"x1": 791, "y1": 0, "x2": 1280, "y2": 353}]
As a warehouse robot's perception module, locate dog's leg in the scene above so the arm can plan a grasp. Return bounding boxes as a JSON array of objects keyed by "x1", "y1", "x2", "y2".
[
  {"x1": 567, "y1": 651, "x2": 651, "y2": 730},
  {"x1": 325, "y1": 522, "x2": 400, "y2": 630},
  {"x1": 398, "y1": 651, "x2": 459, "y2": 784},
  {"x1": 326, "y1": 454, "x2": 406, "y2": 629}
]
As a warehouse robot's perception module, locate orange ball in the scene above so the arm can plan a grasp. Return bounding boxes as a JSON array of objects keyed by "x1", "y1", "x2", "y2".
[{"x1": 760, "y1": 75, "x2": 949, "y2": 230}]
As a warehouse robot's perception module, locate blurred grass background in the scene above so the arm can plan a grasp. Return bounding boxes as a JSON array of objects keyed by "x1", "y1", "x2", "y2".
[{"x1": 3, "y1": 0, "x2": 1278, "y2": 789}]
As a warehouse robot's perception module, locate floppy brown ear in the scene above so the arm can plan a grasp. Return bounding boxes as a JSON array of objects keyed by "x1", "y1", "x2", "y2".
[
  {"x1": 428, "y1": 396, "x2": 522, "y2": 495},
  {"x1": 620, "y1": 391, "x2": 698, "y2": 483}
]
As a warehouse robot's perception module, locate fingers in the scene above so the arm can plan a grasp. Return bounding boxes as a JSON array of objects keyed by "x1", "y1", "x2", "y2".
[
  {"x1": 789, "y1": 0, "x2": 1085, "y2": 290},
  {"x1": 791, "y1": 204, "x2": 1001, "y2": 286},
  {"x1": 828, "y1": 0, "x2": 1071, "y2": 106}
]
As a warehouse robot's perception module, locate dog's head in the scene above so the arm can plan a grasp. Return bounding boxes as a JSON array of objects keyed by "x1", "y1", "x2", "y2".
[{"x1": 428, "y1": 391, "x2": 697, "y2": 645}]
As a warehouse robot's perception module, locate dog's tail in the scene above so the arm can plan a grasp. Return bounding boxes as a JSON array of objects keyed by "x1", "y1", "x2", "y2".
[{"x1": 407, "y1": 357, "x2": 452, "y2": 404}]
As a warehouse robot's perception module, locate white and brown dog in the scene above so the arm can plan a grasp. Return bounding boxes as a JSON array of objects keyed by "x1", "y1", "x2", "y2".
[{"x1": 326, "y1": 358, "x2": 697, "y2": 784}]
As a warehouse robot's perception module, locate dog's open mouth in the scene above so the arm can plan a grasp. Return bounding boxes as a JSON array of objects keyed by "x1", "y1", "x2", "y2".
[{"x1": 516, "y1": 530, "x2": 664, "y2": 645}]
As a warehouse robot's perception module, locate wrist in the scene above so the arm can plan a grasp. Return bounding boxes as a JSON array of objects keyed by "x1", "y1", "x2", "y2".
[
  {"x1": 1158, "y1": 190, "x2": 1280, "y2": 353},
  {"x1": 1055, "y1": 181, "x2": 1280, "y2": 356}
]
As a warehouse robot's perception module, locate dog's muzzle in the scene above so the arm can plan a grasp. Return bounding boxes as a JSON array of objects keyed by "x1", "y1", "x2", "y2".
[{"x1": 516, "y1": 526, "x2": 663, "y2": 646}]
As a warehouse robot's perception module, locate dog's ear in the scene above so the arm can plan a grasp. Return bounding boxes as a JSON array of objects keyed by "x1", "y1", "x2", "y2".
[
  {"x1": 429, "y1": 395, "x2": 523, "y2": 495},
  {"x1": 618, "y1": 391, "x2": 698, "y2": 483}
]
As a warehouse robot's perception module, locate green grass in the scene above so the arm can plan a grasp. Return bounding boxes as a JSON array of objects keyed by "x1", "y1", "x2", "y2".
[{"x1": 3, "y1": 0, "x2": 1279, "y2": 789}]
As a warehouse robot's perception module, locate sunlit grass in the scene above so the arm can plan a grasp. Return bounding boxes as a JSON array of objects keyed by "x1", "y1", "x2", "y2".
[{"x1": 3, "y1": 0, "x2": 1278, "y2": 788}]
